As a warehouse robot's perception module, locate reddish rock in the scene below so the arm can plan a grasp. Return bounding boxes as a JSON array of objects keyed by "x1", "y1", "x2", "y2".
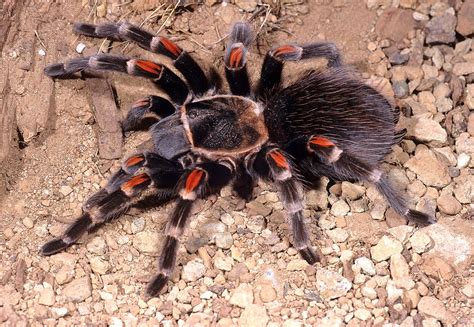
[
  {"x1": 375, "y1": 8, "x2": 418, "y2": 42},
  {"x1": 456, "y1": 0, "x2": 474, "y2": 36}
]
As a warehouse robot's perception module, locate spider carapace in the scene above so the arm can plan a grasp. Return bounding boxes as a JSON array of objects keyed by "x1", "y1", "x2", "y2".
[{"x1": 41, "y1": 21, "x2": 434, "y2": 297}]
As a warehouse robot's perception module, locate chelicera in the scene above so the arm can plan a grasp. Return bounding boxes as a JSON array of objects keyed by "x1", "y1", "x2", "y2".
[{"x1": 41, "y1": 21, "x2": 434, "y2": 297}]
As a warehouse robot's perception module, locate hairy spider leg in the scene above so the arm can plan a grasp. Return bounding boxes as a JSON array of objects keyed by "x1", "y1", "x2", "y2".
[
  {"x1": 248, "y1": 147, "x2": 320, "y2": 265},
  {"x1": 257, "y1": 42, "x2": 342, "y2": 96},
  {"x1": 231, "y1": 161, "x2": 255, "y2": 201},
  {"x1": 44, "y1": 55, "x2": 189, "y2": 105},
  {"x1": 290, "y1": 135, "x2": 435, "y2": 226},
  {"x1": 146, "y1": 161, "x2": 234, "y2": 297},
  {"x1": 74, "y1": 22, "x2": 211, "y2": 95},
  {"x1": 40, "y1": 153, "x2": 183, "y2": 256},
  {"x1": 122, "y1": 95, "x2": 176, "y2": 132},
  {"x1": 224, "y1": 22, "x2": 252, "y2": 96}
]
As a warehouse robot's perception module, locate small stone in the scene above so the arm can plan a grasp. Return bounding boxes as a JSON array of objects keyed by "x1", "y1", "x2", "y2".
[
  {"x1": 246, "y1": 201, "x2": 272, "y2": 216},
  {"x1": 409, "y1": 230, "x2": 432, "y2": 253},
  {"x1": 246, "y1": 215, "x2": 266, "y2": 234},
  {"x1": 400, "y1": 117, "x2": 447, "y2": 145},
  {"x1": 375, "y1": 8, "x2": 417, "y2": 42},
  {"x1": 38, "y1": 49, "x2": 46, "y2": 56},
  {"x1": 389, "y1": 51, "x2": 409, "y2": 65},
  {"x1": 457, "y1": 0, "x2": 474, "y2": 36},
  {"x1": 388, "y1": 225, "x2": 414, "y2": 244},
  {"x1": 38, "y1": 287, "x2": 55, "y2": 306},
  {"x1": 230, "y1": 283, "x2": 254, "y2": 308},
  {"x1": 316, "y1": 269, "x2": 352, "y2": 300},
  {"x1": 59, "y1": 185, "x2": 73, "y2": 196},
  {"x1": 341, "y1": 182, "x2": 365, "y2": 200},
  {"x1": 331, "y1": 200, "x2": 350, "y2": 216},
  {"x1": 62, "y1": 277, "x2": 92, "y2": 302},
  {"x1": 214, "y1": 252, "x2": 233, "y2": 271},
  {"x1": 420, "y1": 256, "x2": 454, "y2": 281},
  {"x1": 76, "y1": 43, "x2": 86, "y2": 54},
  {"x1": 425, "y1": 12, "x2": 456, "y2": 44},
  {"x1": 51, "y1": 307, "x2": 68, "y2": 317},
  {"x1": 131, "y1": 217, "x2": 145, "y2": 234},
  {"x1": 355, "y1": 257, "x2": 376, "y2": 276},
  {"x1": 259, "y1": 284, "x2": 277, "y2": 302},
  {"x1": 417, "y1": 296, "x2": 456, "y2": 325},
  {"x1": 287, "y1": 259, "x2": 308, "y2": 271},
  {"x1": 234, "y1": 0, "x2": 257, "y2": 12},
  {"x1": 22, "y1": 217, "x2": 34, "y2": 229},
  {"x1": 437, "y1": 192, "x2": 462, "y2": 215},
  {"x1": 461, "y1": 278, "x2": 474, "y2": 298},
  {"x1": 86, "y1": 237, "x2": 108, "y2": 255},
  {"x1": 453, "y1": 62, "x2": 474, "y2": 76},
  {"x1": 457, "y1": 153, "x2": 471, "y2": 169},
  {"x1": 371, "y1": 235, "x2": 403, "y2": 262},
  {"x1": 90, "y1": 257, "x2": 110, "y2": 275},
  {"x1": 390, "y1": 253, "x2": 415, "y2": 290},
  {"x1": 326, "y1": 228, "x2": 349, "y2": 243},
  {"x1": 361, "y1": 286, "x2": 377, "y2": 299},
  {"x1": 239, "y1": 304, "x2": 269, "y2": 326},
  {"x1": 354, "y1": 308, "x2": 372, "y2": 321},
  {"x1": 404, "y1": 148, "x2": 451, "y2": 187},
  {"x1": 132, "y1": 231, "x2": 159, "y2": 255},
  {"x1": 392, "y1": 80, "x2": 409, "y2": 98},
  {"x1": 199, "y1": 220, "x2": 226, "y2": 239}
]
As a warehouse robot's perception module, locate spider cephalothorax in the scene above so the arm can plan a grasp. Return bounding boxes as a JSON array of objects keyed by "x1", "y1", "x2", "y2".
[{"x1": 41, "y1": 21, "x2": 434, "y2": 297}]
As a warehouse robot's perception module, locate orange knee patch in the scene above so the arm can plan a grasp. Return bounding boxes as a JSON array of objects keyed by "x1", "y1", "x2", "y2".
[
  {"x1": 185, "y1": 169, "x2": 205, "y2": 193},
  {"x1": 160, "y1": 37, "x2": 182, "y2": 58},
  {"x1": 268, "y1": 150, "x2": 289, "y2": 169},
  {"x1": 136, "y1": 60, "x2": 162, "y2": 75},
  {"x1": 309, "y1": 136, "x2": 335, "y2": 147},
  {"x1": 229, "y1": 47, "x2": 244, "y2": 68},
  {"x1": 125, "y1": 155, "x2": 145, "y2": 168},
  {"x1": 122, "y1": 173, "x2": 150, "y2": 192},
  {"x1": 273, "y1": 45, "x2": 297, "y2": 57}
]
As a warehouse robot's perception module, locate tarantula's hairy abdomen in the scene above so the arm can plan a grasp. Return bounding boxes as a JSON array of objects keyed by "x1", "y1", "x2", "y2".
[{"x1": 269, "y1": 68, "x2": 402, "y2": 164}]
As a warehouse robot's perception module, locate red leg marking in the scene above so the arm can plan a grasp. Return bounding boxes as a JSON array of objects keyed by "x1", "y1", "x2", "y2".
[
  {"x1": 268, "y1": 150, "x2": 289, "y2": 169},
  {"x1": 229, "y1": 47, "x2": 244, "y2": 68},
  {"x1": 125, "y1": 155, "x2": 145, "y2": 168},
  {"x1": 122, "y1": 173, "x2": 150, "y2": 192},
  {"x1": 185, "y1": 169, "x2": 204, "y2": 193},
  {"x1": 309, "y1": 136, "x2": 335, "y2": 147},
  {"x1": 160, "y1": 37, "x2": 182, "y2": 58},
  {"x1": 132, "y1": 98, "x2": 150, "y2": 108},
  {"x1": 273, "y1": 45, "x2": 298, "y2": 57},
  {"x1": 136, "y1": 60, "x2": 162, "y2": 75}
]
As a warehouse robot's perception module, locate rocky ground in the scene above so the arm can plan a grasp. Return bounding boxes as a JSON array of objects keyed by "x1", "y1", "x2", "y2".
[{"x1": 0, "y1": 0, "x2": 473, "y2": 326}]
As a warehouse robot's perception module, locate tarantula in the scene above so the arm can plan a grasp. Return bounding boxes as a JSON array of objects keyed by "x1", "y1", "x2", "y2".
[{"x1": 41, "y1": 21, "x2": 434, "y2": 297}]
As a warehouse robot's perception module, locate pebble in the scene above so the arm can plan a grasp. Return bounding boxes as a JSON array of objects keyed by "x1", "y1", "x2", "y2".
[
  {"x1": 239, "y1": 304, "x2": 269, "y2": 326},
  {"x1": 230, "y1": 283, "x2": 254, "y2": 308},
  {"x1": 390, "y1": 253, "x2": 415, "y2": 290},
  {"x1": 90, "y1": 257, "x2": 110, "y2": 275},
  {"x1": 330, "y1": 200, "x2": 350, "y2": 216},
  {"x1": 259, "y1": 284, "x2": 277, "y2": 302},
  {"x1": 400, "y1": 117, "x2": 447, "y2": 145},
  {"x1": 287, "y1": 259, "x2": 308, "y2": 271},
  {"x1": 453, "y1": 62, "x2": 474, "y2": 76},
  {"x1": 132, "y1": 231, "x2": 159, "y2": 255},
  {"x1": 246, "y1": 215, "x2": 266, "y2": 234},
  {"x1": 404, "y1": 148, "x2": 451, "y2": 187},
  {"x1": 38, "y1": 49, "x2": 46, "y2": 56},
  {"x1": 354, "y1": 308, "x2": 372, "y2": 321},
  {"x1": 341, "y1": 182, "x2": 365, "y2": 200},
  {"x1": 86, "y1": 237, "x2": 108, "y2": 255},
  {"x1": 62, "y1": 277, "x2": 92, "y2": 302},
  {"x1": 392, "y1": 80, "x2": 409, "y2": 98},
  {"x1": 214, "y1": 252, "x2": 233, "y2": 271},
  {"x1": 131, "y1": 217, "x2": 145, "y2": 234},
  {"x1": 38, "y1": 287, "x2": 55, "y2": 306},
  {"x1": 76, "y1": 43, "x2": 86, "y2": 54},
  {"x1": 182, "y1": 259, "x2": 206, "y2": 282},
  {"x1": 388, "y1": 225, "x2": 414, "y2": 244},
  {"x1": 59, "y1": 185, "x2": 73, "y2": 196},
  {"x1": 246, "y1": 201, "x2": 272, "y2": 217},
  {"x1": 461, "y1": 278, "x2": 474, "y2": 298},
  {"x1": 417, "y1": 296, "x2": 456, "y2": 325},
  {"x1": 316, "y1": 269, "x2": 352, "y2": 300},
  {"x1": 409, "y1": 230, "x2": 432, "y2": 253},
  {"x1": 215, "y1": 232, "x2": 233, "y2": 249},
  {"x1": 457, "y1": 0, "x2": 474, "y2": 36},
  {"x1": 326, "y1": 228, "x2": 349, "y2": 243},
  {"x1": 355, "y1": 257, "x2": 376, "y2": 276},
  {"x1": 421, "y1": 256, "x2": 454, "y2": 281},
  {"x1": 371, "y1": 235, "x2": 403, "y2": 262},
  {"x1": 425, "y1": 12, "x2": 457, "y2": 44},
  {"x1": 437, "y1": 192, "x2": 462, "y2": 215}
]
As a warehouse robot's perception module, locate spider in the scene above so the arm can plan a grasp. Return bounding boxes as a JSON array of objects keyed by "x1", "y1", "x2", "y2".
[{"x1": 41, "y1": 21, "x2": 434, "y2": 298}]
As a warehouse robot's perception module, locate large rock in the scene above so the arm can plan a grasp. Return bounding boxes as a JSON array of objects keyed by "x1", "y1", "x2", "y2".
[
  {"x1": 418, "y1": 296, "x2": 456, "y2": 325},
  {"x1": 425, "y1": 12, "x2": 457, "y2": 44},
  {"x1": 375, "y1": 8, "x2": 418, "y2": 42},
  {"x1": 404, "y1": 148, "x2": 451, "y2": 187},
  {"x1": 399, "y1": 116, "x2": 447, "y2": 144},
  {"x1": 456, "y1": 0, "x2": 474, "y2": 36}
]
